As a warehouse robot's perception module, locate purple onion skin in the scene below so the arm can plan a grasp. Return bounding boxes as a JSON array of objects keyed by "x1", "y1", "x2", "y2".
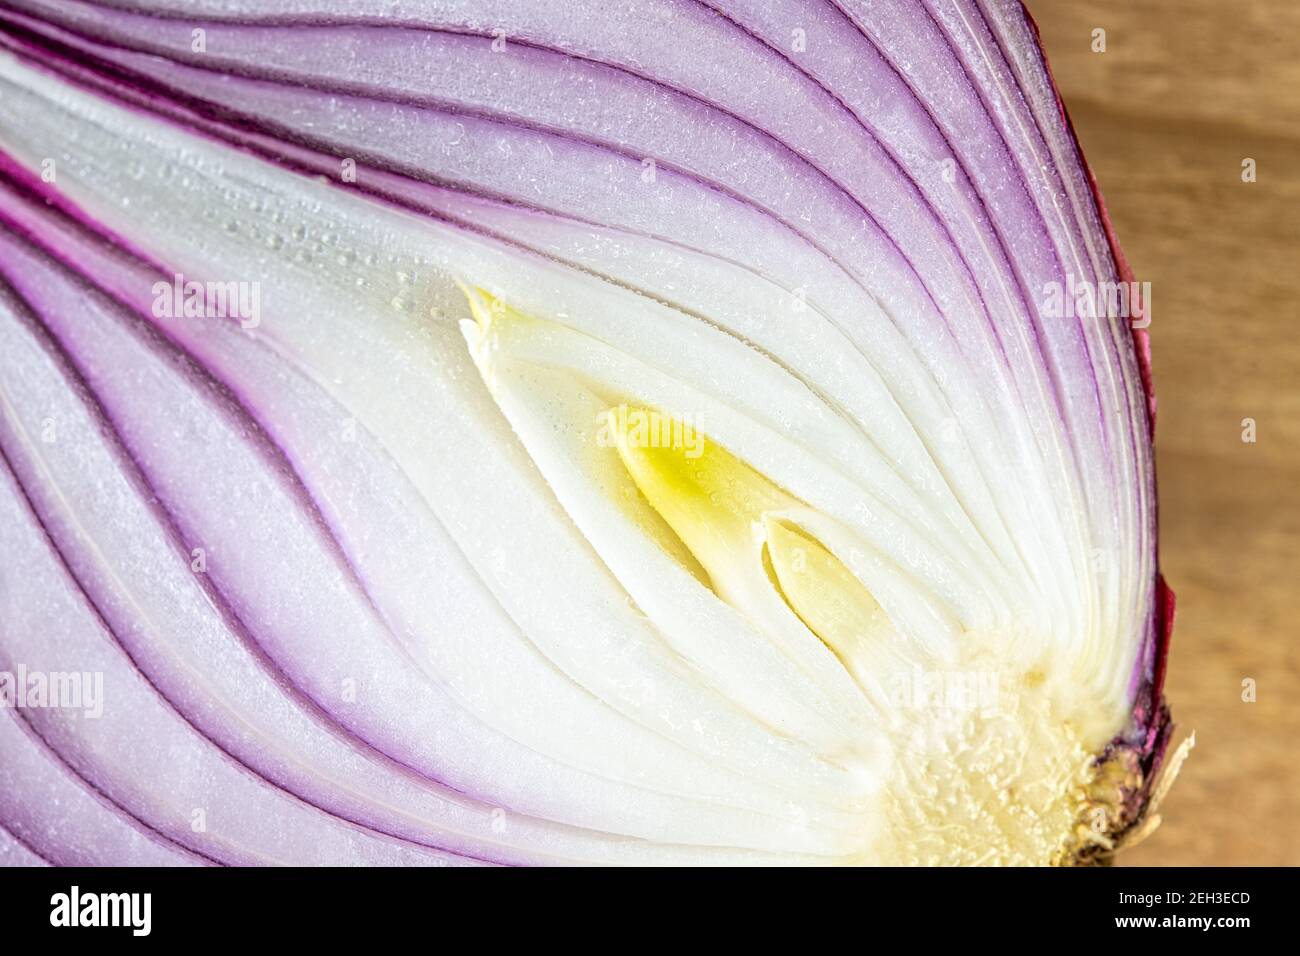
[{"x1": 1026, "y1": 4, "x2": 1175, "y2": 851}]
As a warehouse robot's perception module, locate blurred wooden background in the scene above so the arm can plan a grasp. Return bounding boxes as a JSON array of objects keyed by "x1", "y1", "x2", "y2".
[{"x1": 1031, "y1": 1, "x2": 1300, "y2": 865}]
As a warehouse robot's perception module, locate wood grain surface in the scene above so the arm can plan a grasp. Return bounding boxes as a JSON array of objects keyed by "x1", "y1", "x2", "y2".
[{"x1": 1030, "y1": 1, "x2": 1300, "y2": 866}]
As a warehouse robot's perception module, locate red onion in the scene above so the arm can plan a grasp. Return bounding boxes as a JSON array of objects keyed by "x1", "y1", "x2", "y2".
[{"x1": 0, "y1": 0, "x2": 1174, "y2": 866}]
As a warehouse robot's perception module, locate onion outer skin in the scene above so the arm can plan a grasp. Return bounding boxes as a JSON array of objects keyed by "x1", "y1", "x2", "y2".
[{"x1": 1021, "y1": 4, "x2": 1175, "y2": 853}]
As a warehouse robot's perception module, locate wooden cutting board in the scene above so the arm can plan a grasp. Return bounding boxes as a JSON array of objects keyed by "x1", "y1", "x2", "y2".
[{"x1": 1032, "y1": 1, "x2": 1300, "y2": 866}]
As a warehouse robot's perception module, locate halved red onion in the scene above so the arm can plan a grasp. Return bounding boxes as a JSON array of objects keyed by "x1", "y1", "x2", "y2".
[{"x1": 0, "y1": 0, "x2": 1173, "y2": 865}]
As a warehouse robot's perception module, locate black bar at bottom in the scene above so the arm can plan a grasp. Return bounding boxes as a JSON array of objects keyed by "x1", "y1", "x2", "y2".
[{"x1": 0, "y1": 865, "x2": 1279, "y2": 941}]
